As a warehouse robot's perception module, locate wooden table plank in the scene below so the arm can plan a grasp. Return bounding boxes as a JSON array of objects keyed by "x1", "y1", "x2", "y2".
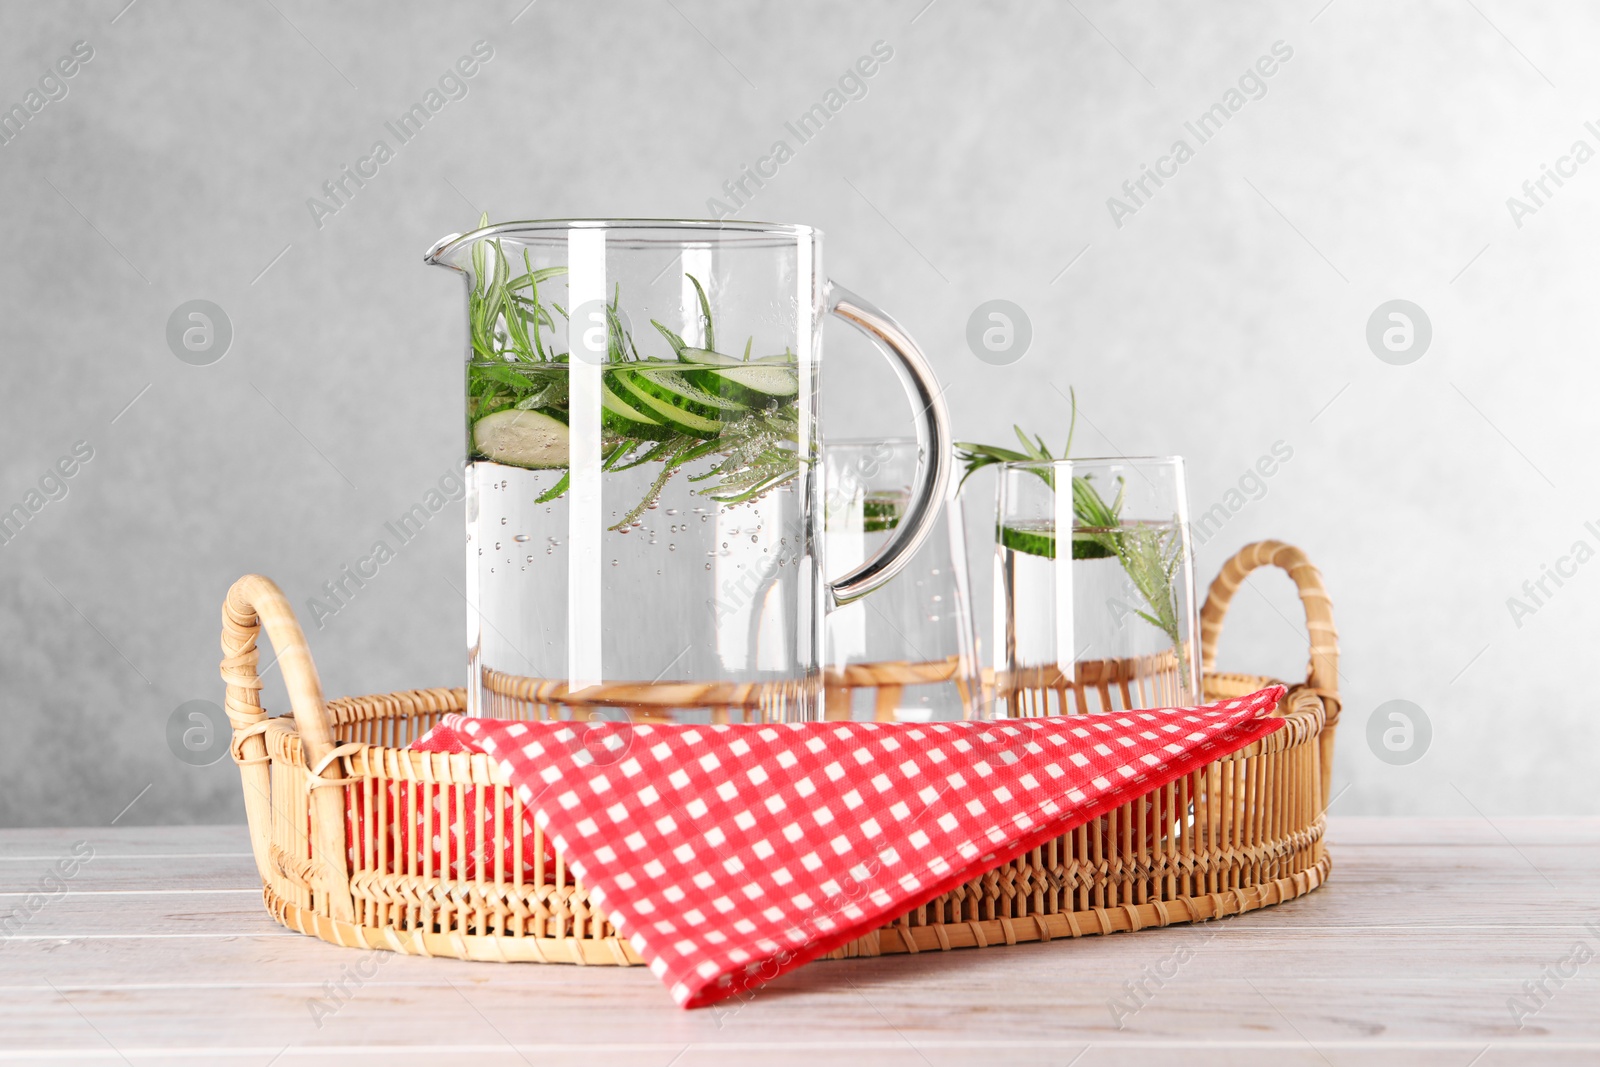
[
  {"x1": 7, "y1": 847, "x2": 1594, "y2": 935},
  {"x1": 1, "y1": 818, "x2": 1597, "y2": 1064}
]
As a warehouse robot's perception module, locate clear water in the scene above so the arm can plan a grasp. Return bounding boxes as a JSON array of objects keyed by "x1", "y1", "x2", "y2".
[
  {"x1": 996, "y1": 518, "x2": 1191, "y2": 713},
  {"x1": 466, "y1": 458, "x2": 819, "y2": 719},
  {"x1": 825, "y1": 489, "x2": 974, "y2": 720}
]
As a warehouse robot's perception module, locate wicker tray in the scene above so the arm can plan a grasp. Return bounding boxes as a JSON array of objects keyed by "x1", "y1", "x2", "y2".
[{"x1": 222, "y1": 540, "x2": 1338, "y2": 964}]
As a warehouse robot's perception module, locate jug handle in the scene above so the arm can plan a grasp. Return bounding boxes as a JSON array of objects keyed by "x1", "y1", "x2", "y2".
[{"x1": 825, "y1": 283, "x2": 952, "y2": 605}]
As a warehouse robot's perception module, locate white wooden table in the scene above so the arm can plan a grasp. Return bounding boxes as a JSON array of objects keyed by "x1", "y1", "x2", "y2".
[{"x1": 2, "y1": 817, "x2": 1596, "y2": 1065}]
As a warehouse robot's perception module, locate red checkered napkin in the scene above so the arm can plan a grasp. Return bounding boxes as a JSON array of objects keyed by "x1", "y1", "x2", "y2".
[{"x1": 412, "y1": 686, "x2": 1286, "y2": 1008}]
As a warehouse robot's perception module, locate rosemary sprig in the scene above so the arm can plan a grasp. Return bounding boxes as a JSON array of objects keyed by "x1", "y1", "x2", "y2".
[
  {"x1": 1112, "y1": 524, "x2": 1186, "y2": 667},
  {"x1": 955, "y1": 387, "x2": 1077, "y2": 490},
  {"x1": 957, "y1": 392, "x2": 1189, "y2": 688},
  {"x1": 462, "y1": 218, "x2": 802, "y2": 526}
]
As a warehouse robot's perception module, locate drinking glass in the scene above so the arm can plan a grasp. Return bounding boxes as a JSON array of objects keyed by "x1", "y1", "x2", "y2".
[
  {"x1": 823, "y1": 439, "x2": 982, "y2": 720},
  {"x1": 994, "y1": 457, "x2": 1200, "y2": 716}
]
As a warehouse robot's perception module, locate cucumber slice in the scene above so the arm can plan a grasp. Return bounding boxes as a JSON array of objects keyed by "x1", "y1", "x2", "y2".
[
  {"x1": 611, "y1": 370, "x2": 725, "y2": 438},
  {"x1": 997, "y1": 523, "x2": 1118, "y2": 560},
  {"x1": 688, "y1": 363, "x2": 799, "y2": 407},
  {"x1": 678, "y1": 347, "x2": 743, "y2": 367},
  {"x1": 862, "y1": 490, "x2": 905, "y2": 533},
  {"x1": 600, "y1": 376, "x2": 669, "y2": 440},
  {"x1": 1072, "y1": 535, "x2": 1118, "y2": 559},
  {"x1": 473, "y1": 408, "x2": 569, "y2": 468},
  {"x1": 623, "y1": 364, "x2": 749, "y2": 420}
]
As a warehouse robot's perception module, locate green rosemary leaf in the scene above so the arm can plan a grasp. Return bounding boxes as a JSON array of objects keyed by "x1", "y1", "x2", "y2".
[
  {"x1": 1013, "y1": 425, "x2": 1035, "y2": 456},
  {"x1": 688, "y1": 274, "x2": 714, "y2": 351},
  {"x1": 670, "y1": 437, "x2": 722, "y2": 470},
  {"x1": 477, "y1": 363, "x2": 537, "y2": 390},
  {"x1": 522, "y1": 252, "x2": 547, "y2": 359},
  {"x1": 470, "y1": 212, "x2": 489, "y2": 291},
  {"x1": 501, "y1": 279, "x2": 534, "y2": 360},
  {"x1": 651, "y1": 319, "x2": 688, "y2": 356},
  {"x1": 505, "y1": 265, "x2": 567, "y2": 294},
  {"x1": 534, "y1": 471, "x2": 569, "y2": 504},
  {"x1": 607, "y1": 438, "x2": 678, "y2": 473},
  {"x1": 609, "y1": 452, "x2": 684, "y2": 531}
]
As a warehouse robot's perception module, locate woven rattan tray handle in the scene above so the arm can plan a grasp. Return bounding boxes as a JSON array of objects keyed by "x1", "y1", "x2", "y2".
[
  {"x1": 221, "y1": 574, "x2": 354, "y2": 920},
  {"x1": 1199, "y1": 540, "x2": 1339, "y2": 805}
]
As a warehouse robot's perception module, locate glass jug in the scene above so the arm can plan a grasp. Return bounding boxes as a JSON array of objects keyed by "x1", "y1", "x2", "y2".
[{"x1": 425, "y1": 220, "x2": 950, "y2": 723}]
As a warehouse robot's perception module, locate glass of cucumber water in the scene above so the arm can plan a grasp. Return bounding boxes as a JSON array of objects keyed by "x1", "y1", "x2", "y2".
[
  {"x1": 823, "y1": 440, "x2": 982, "y2": 721},
  {"x1": 994, "y1": 457, "x2": 1200, "y2": 716},
  {"x1": 424, "y1": 220, "x2": 951, "y2": 722}
]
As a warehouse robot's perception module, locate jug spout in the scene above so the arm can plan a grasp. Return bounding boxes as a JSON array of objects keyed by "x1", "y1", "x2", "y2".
[
  {"x1": 426, "y1": 211, "x2": 503, "y2": 274},
  {"x1": 426, "y1": 219, "x2": 527, "y2": 288},
  {"x1": 424, "y1": 231, "x2": 467, "y2": 271}
]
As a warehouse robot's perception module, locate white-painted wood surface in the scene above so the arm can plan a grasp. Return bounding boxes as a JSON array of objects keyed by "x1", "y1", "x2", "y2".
[{"x1": 1, "y1": 818, "x2": 1597, "y2": 1065}]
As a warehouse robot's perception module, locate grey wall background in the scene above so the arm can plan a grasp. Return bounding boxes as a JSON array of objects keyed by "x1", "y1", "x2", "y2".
[{"x1": 1, "y1": 0, "x2": 1594, "y2": 827}]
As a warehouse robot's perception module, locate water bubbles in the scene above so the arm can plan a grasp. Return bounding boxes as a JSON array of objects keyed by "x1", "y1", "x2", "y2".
[
  {"x1": 495, "y1": 542, "x2": 501, "y2": 551},
  {"x1": 611, "y1": 560, "x2": 619, "y2": 567},
  {"x1": 500, "y1": 517, "x2": 507, "y2": 525},
  {"x1": 668, "y1": 544, "x2": 676, "y2": 551},
  {"x1": 514, "y1": 534, "x2": 531, "y2": 543},
  {"x1": 705, "y1": 563, "x2": 712, "y2": 570}
]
